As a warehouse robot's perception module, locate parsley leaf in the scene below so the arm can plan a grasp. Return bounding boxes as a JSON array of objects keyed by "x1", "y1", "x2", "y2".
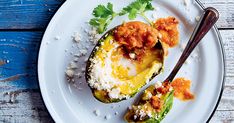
[
  {"x1": 120, "y1": 0, "x2": 154, "y2": 25},
  {"x1": 89, "y1": 3, "x2": 117, "y2": 34},
  {"x1": 93, "y1": 3, "x2": 114, "y2": 18},
  {"x1": 89, "y1": 0, "x2": 155, "y2": 34}
]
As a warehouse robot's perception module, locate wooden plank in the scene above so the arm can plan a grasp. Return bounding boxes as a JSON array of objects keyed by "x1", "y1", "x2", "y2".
[
  {"x1": 220, "y1": 30, "x2": 234, "y2": 78},
  {"x1": 201, "y1": 0, "x2": 234, "y2": 28},
  {"x1": 1, "y1": 88, "x2": 231, "y2": 123},
  {"x1": 0, "y1": 32, "x2": 43, "y2": 90},
  {"x1": 0, "y1": 0, "x2": 233, "y2": 29},
  {"x1": 0, "y1": 29, "x2": 234, "y2": 122},
  {"x1": 210, "y1": 111, "x2": 234, "y2": 123},
  {"x1": 0, "y1": 89, "x2": 54, "y2": 123},
  {"x1": 0, "y1": 0, "x2": 64, "y2": 29}
]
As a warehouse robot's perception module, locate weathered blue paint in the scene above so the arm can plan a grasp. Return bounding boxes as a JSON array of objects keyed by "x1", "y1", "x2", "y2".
[
  {"x1": 0, "y1": 0, "x2": 63, "y2": 92},
  {"x1": 0, "y1": 32, "x2": 43, "y2": 89},
  {"x1": 0, "y1": 0, "x2": 64, "y2": 29}
]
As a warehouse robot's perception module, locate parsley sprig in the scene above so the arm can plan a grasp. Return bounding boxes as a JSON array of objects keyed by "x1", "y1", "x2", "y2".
[
  {"x1": 89, "y1": 0, "x2": 155, "y2": 34},
  {"x1": 89, "y1": 3, "x2": 117, "y2": 34},
  {"x1": 120, "y1": 0, "x2": 154, "y2": 25}
]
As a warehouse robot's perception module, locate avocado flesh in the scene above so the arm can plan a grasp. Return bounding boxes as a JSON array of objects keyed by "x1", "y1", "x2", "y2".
[
  {"x1": 124, "y1": 85, "x2": 174, "y2": 123},
  {"x1": 86, "y1": 31, "x2": 164, "y2": 103}
]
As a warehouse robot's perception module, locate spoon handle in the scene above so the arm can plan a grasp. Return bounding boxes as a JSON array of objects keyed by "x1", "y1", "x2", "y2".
[{"x1": 164, "y1": 7, "x2": 219, "y2": 82}]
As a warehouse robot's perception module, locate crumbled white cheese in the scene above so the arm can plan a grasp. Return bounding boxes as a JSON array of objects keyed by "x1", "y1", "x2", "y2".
[
  {"x1": 156, "y1": 93, "x2": 162, "y2": 98},
  {"x1": 69, "y1": 61, "x2": 78, "y2": 69},
  {"x1": 125, "y1": 96, "x2": 130, "y2": 99},
  {"x1": 129, "y1": 53, "x2": 136, "y2": 59},
  {"x1": 115, "y1": 112, "x2": 119, "y2": 115},
  {"x1": 74, "y1": 53, "x2": 82, "y2": 57},
  {"x1": 169, "y1": 86, "x2": 173, "y2": 91},
  {"x1": 109, "y1": 39, "x2": 113, "y2": 44},
  {"x1": 73, "y1": 32, "x2": 81, "y2": 43},
  {"x1": 134, "y1": 115, "x2": 138, "y2": 120},
  {"x1": 129, "y1": 83, "x2": 134, "y2": 88},
  {"x1": 66, "y1": 69, "x2": 74, "y2": 78},
  {"x1": 104, "y1": 115, "x2": 111, "y2": 120},
  {"x1": 54, "y1": 36, "x2": 61, "y2": 40},
  {"x1": 94, "y1": 110, "x2": 100, "y2": 116},
  {"x1": 80, "y1": 49, "x2": 88, "y2": 56},
  {"x1": 158, "y1": 33, "x2": 162, "y2": 39},
  {"x1": 180, "y1": 43, "x2": 186, "y2": 51},
  {"x1": 183, "y1": 0, "x2": 191, "y2": 11},
  {"x1": 84, "y1": 57, "x2": 89, "y2": 62},
  {"x1": 184, "y1": 0, "x2": 189, "y2": 6},
  {"x1": 146, "y1": 91, "x2": 152, "y2": 99},
  {"x1": 85, "y1": 45, "x2": 89, "y2": 50},
  {"x1": 132, "y1": 105, "x2": 153, "y2": 120},
  {"x1": 87, "y1": 27, "x2": 100, "y2": 44},
  {"x1": 195, "y1": 16, "x2": 200, "y2": 22},
  {"x1": 108, "y1": 88, "x2": 121, "y2": 99},
  {"x1": 139, "y1": 109, "x2": 147, "y2": 120},
  {"x1": 78, "y1": 87, "x2": 83, "y2": 90},
  {"x1": 155, "y1": 81, "x2": 162, "y2": 89},
  {"x1": 88, "y1": 45, "x2": 122, "y2": 92},
  {"x1": 81, "y1": 67, "x2": 86, "y2": 72},
  {"x1": 185, "y1": 59, "x2": 191, "y2": 64},
  {"x1": 75, "y1": 73, "x2": 82, "y2": 78},
  {"x1": 73, "y1": 57, "x2": 79, "y2": 62},
  {"x1": 87, "y1": 43, "x2": 138, "y2": 99},
  {"x1": 145, "y1": 79, "x2": 150, "y2": 84}
]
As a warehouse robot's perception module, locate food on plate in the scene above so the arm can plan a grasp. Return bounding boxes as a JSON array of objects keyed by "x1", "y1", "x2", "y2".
[
  {"x1": 89, "y1": 0, "x2": 155, "y2": 34},
  {"x1": 124, "y1": 83, "x2": 173, "y2": 123},
  {"x1": 86, "y1": 0, "x2": 180, "y2": 103},
  {"x1": 171, "y1": 78, "x2": 195, "y2": 101},
  {"x1": 86, "y1": 21, "x2": 165, "y2": 103},
  {"x1": 124, "y1": 78, "x2": 194, "y2": 123},
  {"x1": 154, "y1": 17, "x2": 180, "y2": 47}
]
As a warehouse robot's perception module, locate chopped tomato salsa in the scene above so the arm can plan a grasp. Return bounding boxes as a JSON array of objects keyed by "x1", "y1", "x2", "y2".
[
  {"x1": 154, "y1": 17, "x2": 179, "y2": 47},
  {"x1": 150, "y1": 96, "x2": 164, "y2": 112},
  {"x1": 171, "y1": 78, "x2": 195, "y2": 101},
  {"x1": 156, "y1": 82, "x2": 171, "y2": 95},
  {"x1": 114, "y1": 21, "x2": 161, "y2": 60},
  {"x1": 114, "y1": 21, "x2": 160, "y2": 50}
]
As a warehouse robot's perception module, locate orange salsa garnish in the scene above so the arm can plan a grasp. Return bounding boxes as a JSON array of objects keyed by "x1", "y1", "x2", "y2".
[
  {"x1": 154, "y1": 17, "x2": 179, "y2": 47},
  {"x1": 171, "y1": 78, "x2": 195, "y2": 101}
]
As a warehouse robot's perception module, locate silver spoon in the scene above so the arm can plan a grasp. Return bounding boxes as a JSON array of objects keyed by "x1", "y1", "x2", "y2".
[
  {"x1": 125, "y1": 7, "x2": 219, "y2": 122},
  {"x1": 165, "y1": 7, "x2": 219, "y2": 82}
]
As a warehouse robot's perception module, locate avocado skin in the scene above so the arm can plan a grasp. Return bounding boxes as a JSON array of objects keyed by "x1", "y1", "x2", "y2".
[{"x1": 85, "y1": 27, "x2": 165, "y2": 103}]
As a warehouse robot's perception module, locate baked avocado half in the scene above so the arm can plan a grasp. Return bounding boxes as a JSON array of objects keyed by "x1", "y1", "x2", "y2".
[
  {"x1": 86, "y1": 22, "x2": 166, "y2": 103},
  {"x1": 124, "y1": 84, "x2": 174, "y2": 123}
]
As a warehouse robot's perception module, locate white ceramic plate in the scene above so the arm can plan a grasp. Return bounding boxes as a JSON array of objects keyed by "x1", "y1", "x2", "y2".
[{"x1": 38, "y1": 0, "x2": 225, "y2": 123}]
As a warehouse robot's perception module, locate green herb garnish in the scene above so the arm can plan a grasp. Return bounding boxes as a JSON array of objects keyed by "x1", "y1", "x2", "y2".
[
  {"x1": 89, "y1": 3, "x2": 117, "y2": 34},
  {"x1": 89, "y1": 0, "x2": 155, "y2": 34},
  {"x1": 120, "y1": 0, "x2": 154, "y2": 25}
]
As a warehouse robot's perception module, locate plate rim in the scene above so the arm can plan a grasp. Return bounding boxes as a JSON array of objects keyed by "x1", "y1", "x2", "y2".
[
  {"x1": 194, "y1": 0, "x2": 226, "y2": 122},
  {"x1": 37, "y1": 0, "x2": 226, "y2": 122}
]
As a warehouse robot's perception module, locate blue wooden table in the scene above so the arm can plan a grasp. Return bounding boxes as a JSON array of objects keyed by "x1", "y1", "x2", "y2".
[{"x1": 0, "y1": 0, "x2": 234, "y2": 122}]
